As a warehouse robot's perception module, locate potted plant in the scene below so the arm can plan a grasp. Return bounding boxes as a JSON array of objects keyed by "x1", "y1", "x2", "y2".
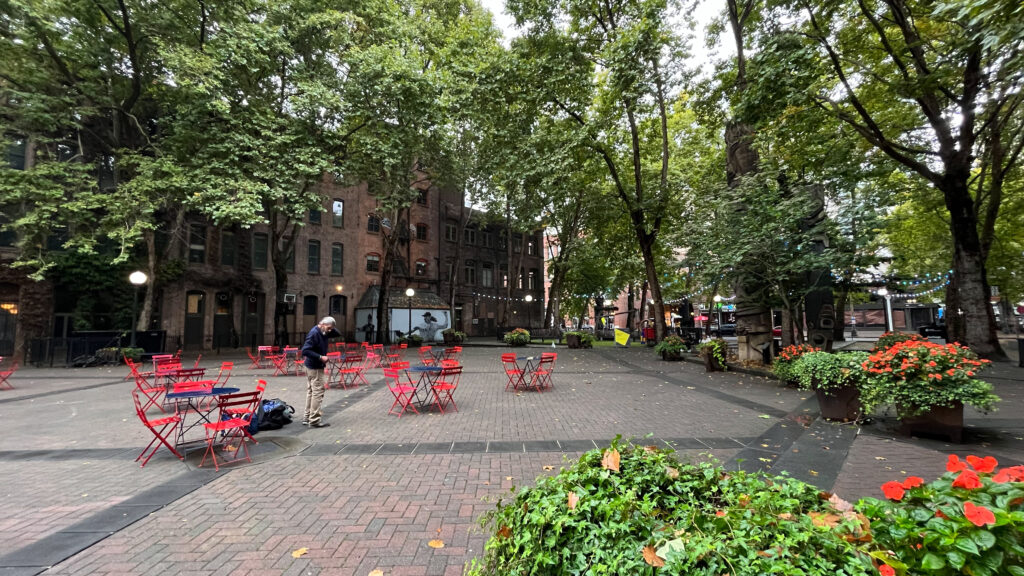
[
  {"x1": 399, "y1": 334, "x2": 423, "y2": 348},
  {"x1": 698, "y1": 338, "x2": 728, "y2": 371},
  {"x1": 858, "y1": 454, "x2": 1024, "y2": 576},
  {"x1": 653, "y1": 334, "x2": 687, "y2": 360},
  {"x1": 503, "y1": 328, "x2": 530, "y2": 347},
  {"x1": 442, "y1": 328, "x2": 467, "y2": 345},
  {"x1": 872, "y1": 331, "x2": 925, "y2": 352},
  {"x1": 860, "y1": 340, "x2": 999, "y2": 442},
  {"x1": 564, "y1": 330, "x2": 594, "y2": 349},
  {"x1": 791, "y1": 351, "x2": 868, "y2": 421},
  {"x1": 772, "y1": 344, "x2": 820, "y2": 386}
]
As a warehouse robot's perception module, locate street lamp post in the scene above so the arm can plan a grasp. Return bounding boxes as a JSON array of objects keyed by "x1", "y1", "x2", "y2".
[
  {"x1": 877, "y1": 288, "x2": 893, "y2": 332},
  {"x1": 524, "y1": 294, "x2": 533, "y2": 329},
  {"x1": 405, "y1": 288, "x2": 415, "y2": 339},
  {"x1": 129, "y1": 271, "x2": 148, "y2": 348}
]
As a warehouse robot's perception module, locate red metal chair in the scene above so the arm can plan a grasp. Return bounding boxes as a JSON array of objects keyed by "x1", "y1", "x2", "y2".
[
  {"x1": 0, "y1": 361, "x2": 18, "y2": 390},
  {"x1": 269, "y1": 354, "x2": 290, "y2": 377},
  {"x1": 528, "y1": 352, "x2": 557, "y2": 391},
  {"x1": 213, "y1": 361, "x2": 234, "y2": 387},
  {"x1": 124, "y1": 358, "x2": 154, "y2": 383},
  {"x1": 199, "y1": 391, "x2": 261, "y2": 471},
  {"x1": 246, "y1": 347, "x2": 262, "y2": 369},
  {"x1": 501, "y1": 353, "x2": 523, "y2": 391},
  {"x1": 419, "y1": 346, "x2": 435, "y2": 366},
  {"x1": 134, "y1": 370, "x2": 167, "y2": 413},
  {"x1": 131, "y1": 389, "x2": 183, "y2": 467},
  {"x1": 223, "y1": 379, "x2": 266, "y2": 420},
  {"x1": 383, "y1": 368, "x2": 420, "y2": 418},
  {"x1": 337, "y1": 353, "x2": 371, "y2": 389},
  {"x1": 370, "y1": 344, "x2": 385, "y2": 368},
  {"x1": 431, "y1": 365, "x2": 462, "y2": 414},
  {"x1": 442, "y1": 346, "x2": 463, "y2": 363}
]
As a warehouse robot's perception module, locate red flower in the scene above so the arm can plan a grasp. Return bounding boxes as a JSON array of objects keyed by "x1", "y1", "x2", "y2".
[
  {"x1": 935, "y1": 510, "x2": 948, "y2": 519},
  {"x1": 928, "y1": 361, "x2": 937, "y2": 367},
  {"x1": 966, "y1": 455, "x2": 998, "y2": 474},
  {"x1": 952, "y1": 470, "x2": 983, "y2": 490},
  {"x1": 881, "y1": 481, "x2": 905, "y2": 501},
  {"x1": 993, "y1": 466, "x2": 1024, "y2": 483},
  {"x1": 715, "y1": 510, "x2": 726, "y2": 517},
  {"x1": 947, "y1": 455, "x2": 968, "y2": 472},
  {"x1": 963, "y1": 502, "x2": 996, "y2": 527},
  {"x1": 902, "y1": 476, "x2": 925, "y2": 489},
  {"x1": 879, "y1": 564, "x2": 895, "y2": 576}
]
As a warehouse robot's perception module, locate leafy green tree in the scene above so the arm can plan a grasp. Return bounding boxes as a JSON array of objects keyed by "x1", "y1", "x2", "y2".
[{"x1": 768, "y1": 0, "x2": 1024, "y2": 357}]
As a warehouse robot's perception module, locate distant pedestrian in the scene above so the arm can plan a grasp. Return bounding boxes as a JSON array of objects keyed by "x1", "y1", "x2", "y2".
[{"x1": 300, "y1": 316, "x2": 339, "y2": 428}]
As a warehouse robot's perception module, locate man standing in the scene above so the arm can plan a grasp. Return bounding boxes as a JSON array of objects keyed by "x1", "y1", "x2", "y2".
[{"x1": 301, "y1": 316, "x2": 339, "y2": 428}]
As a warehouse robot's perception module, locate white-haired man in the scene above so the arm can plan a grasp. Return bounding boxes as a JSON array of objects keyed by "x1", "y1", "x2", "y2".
[{"x1": 300, "y1": 316, "x2": 340, "y2": 427}]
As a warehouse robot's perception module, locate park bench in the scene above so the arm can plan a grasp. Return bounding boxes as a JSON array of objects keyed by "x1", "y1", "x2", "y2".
[{"x1": 528, "y1": 328, "x2": 563, "y2": 344}]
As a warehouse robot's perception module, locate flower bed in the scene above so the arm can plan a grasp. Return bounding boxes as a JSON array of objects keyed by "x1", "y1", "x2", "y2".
[{"x1": 773, "y1": 343, "x2": 820, "y2": 382}]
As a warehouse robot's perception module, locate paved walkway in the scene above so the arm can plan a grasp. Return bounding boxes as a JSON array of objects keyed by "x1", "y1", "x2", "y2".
[{"x1": 0, "y1": 344, "x2": 1020, "y2": 575}]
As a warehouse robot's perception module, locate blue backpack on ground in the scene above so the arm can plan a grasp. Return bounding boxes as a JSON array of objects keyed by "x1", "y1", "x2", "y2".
[{"x1": 257, "y1": 398, "x2": 294, "y2": 431}]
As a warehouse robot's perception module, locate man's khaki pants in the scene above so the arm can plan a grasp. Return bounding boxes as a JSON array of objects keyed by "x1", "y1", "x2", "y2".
[{"x1": 304, "y1": 366, "x2": 327, "y2": 425}]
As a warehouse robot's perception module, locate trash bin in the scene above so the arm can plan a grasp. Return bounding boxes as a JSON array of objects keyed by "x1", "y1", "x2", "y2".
[{"x1": 1018, "y1": 339, "x2": 1024, "y2": 368}]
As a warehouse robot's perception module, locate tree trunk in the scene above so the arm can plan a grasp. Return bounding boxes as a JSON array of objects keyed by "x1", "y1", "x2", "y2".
[{"x1": 941, "y1": 176, "x2": 1005, "y2": 359}]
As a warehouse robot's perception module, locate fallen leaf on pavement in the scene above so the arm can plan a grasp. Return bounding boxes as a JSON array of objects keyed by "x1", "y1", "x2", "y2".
[
  {"x1": 369, "y1": 570, "x2": 384, "y2": 576},
  {"x1": 291, "y1": 548, "x2": 308, "y2": 558},
  {"x1": 428, "y1": 539, "x2": 445, "y2": 549}
]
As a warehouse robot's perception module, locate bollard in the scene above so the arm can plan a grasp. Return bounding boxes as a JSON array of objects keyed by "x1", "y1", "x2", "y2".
[{"x1": 1018, "y1": 339, "x2": 1024, "y2": 368}]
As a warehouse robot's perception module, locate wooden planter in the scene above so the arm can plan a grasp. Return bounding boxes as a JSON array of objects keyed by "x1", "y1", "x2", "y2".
[
  {"x1": 566, "y1": 334, "x2": 582, "y2": 349},
  {"x1": 899, "y1": 402, "x2": 964, "y2": 443},
  {"x1": 815, "y1": 386, "x2": 862, "y2": 422},
  {"x1": 443, "y1": 334, "x2": 463, "y2": 346},
  {"x1": 660, "y1": 350, "x2": 683, "y2": 361}
]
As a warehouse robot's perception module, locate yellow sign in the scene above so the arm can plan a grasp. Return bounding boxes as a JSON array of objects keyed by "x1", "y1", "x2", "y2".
[{"x1": 614, "y1": 329, "x2": 630, "y2": 347}]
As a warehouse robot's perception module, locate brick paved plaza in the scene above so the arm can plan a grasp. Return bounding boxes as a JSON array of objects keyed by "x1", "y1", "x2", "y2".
[{"x1": 0, "y1": 344, "x2": 1021, "y2": 575}]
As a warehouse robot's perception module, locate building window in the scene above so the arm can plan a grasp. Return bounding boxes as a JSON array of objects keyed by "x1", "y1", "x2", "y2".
[
  {"x1": 303, "y1": 295, "x2": 318, "y2": 316},
  {"x1": 366, "y1": 253, "x2": 380, "y2": 273},
  {"x1": 416, "y1": 189, "x2": 428, "y2": 205},
  {"x1": 415, "y1": 223, "x2": 428, "y2": 241},
  {"x1": 529, "y1": 268, "x2": 538, "y2": 290},
  {"x1": 253, "y1": 233, "x2": 268, "y2": 270},
  {"x1": 307, "y1": 240, "x2": 321, "y2": 274},
  {"x1": 519, "y1": 267, "x2": 526, "y2": 289},
  {"x1": 367, "y1": 215, "x2": 380, "y2": 233},
  {"x1": 329, "y1": 294, "x2": 346, "y2": 316},
  {"x1": 332, "y1": 199, "x2": 344, "y2": 227},
  {"x1": 513, "y1": 234, "x2": 522, "y2": 253},
  {"x1": 463, "y1": 228, "x2": 477, "y2": 245},
  {"x1": 331, "y1": 243, "x2": 343, "y2": 276},
  {"x1": 309, "y1": 207, "x2": 322, "y2": 225},
  {"x1": 220, "y1": 231, "x2": 236, "y2": 267},
  {"x1": 527, "y1": 239, "x2": 536, "y2": 255},
  {"x1": 498, "y1": 233, "x2": 507, "y2": 250},
  {"x1": 464, "y1": 259, "x2": 476, "y2": 285},
  {"x1": 415, "y1": 259, "x2": 427, "y2": 276},
  {"x1": 482, "y1": 232, "x2": 492, "y2": 248},
  {"x1": 445, "y1": 222, "x2": 457, "y2": 242},
  {"x1": 500, "y1": 265, "x2": 508, "y2": 288},
  {"x1": 481, "y1": 262, "x2": 493, "y2": 288},
  {"x1": 188, "y1": 224, "x2": 206, "y2": 264}
]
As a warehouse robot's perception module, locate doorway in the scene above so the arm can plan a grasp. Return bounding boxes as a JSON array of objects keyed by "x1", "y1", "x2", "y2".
[{"x1": 184, "y1": 291, "x2": 205, "y2": 350}]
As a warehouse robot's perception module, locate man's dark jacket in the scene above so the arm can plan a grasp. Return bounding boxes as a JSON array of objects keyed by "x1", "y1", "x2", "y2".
[{"x1": 301, "y1": 325, "x2": 339, "y2": 370}]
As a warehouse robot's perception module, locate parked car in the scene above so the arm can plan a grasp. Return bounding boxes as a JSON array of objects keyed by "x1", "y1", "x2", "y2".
[
  {"x1": 710, "y1": 323, "x2": 737, "y2": 337},
  {"x1": 918, "y1": 320, "x2": 947, "y2": 339}
]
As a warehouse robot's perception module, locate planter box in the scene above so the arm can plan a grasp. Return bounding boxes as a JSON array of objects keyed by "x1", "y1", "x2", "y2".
[
  {"x1": 566, "y1": 334, "x2": 582, "y2": 349},
  {"x1": 661, "y1": 350, "x2": 683, "y2": 361},
  {"x1": 899, "y1": 402, "x2": 964, "y2": 443},
  {"x1": 443, "y1": 334, "x2": 464, "y2": 346},
  {"x1": 815, "y1": 386, "x2": 862, "y2": 422},
  {"x1": 703, "y1": 355, "x2": 724, "y2": 372}
]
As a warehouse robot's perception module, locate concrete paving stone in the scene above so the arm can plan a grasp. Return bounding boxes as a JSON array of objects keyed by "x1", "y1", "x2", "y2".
[
  {"x1": 522, "y1": 440, "x2": 560, "y2": 452},
  {"x1": 449, "y1": 441, "x2": 486, "y2": 453},
  {"x1": 412, "y1": 442, "x2": 453, "y2": 454},
  {"x1": 485, "y1": 441, "x2": 523, "y2": 453},
  {"x1": 377, "y1": 443, "x2": 418, "y2": 455},
  {"x1": 338, "y1": 443, "x2": 382, "y2": 455}
]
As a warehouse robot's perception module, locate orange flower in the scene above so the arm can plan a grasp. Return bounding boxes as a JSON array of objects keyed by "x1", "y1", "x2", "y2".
[
  {"x1": 880, "y1": 481, "x2": 905, "y2": 501},
  {"x1": 879, "y1": 564, "x2": 895, "y2": 576},
  {"x1": 902, "y1": 476, "x2": 925, "y2": 489},
  {"x1": 952, "y1": 470, "x2": 982, "y2": 490},
  {"x1": 947, "y1": 455, "x2": 967, "y2": 472},
  {"x1": 966, "y1": 455, "x2": 998, "y2": 474},
  {"x1": 963, "y1": 502, "x2": 996, "y2": 527}
]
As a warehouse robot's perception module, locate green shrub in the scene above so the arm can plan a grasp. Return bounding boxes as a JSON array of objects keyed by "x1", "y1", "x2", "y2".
[
  {"x1": 697, "y1": 338, "x2": 728, "y2": 367},
  {"x1": 503, "y1": 328, "x2": 530, "y2": 346},
  {"x1": 872, "y1": 331, "x2": 925, "y2": 352},
  {"x1": 653, "y1": 334, "x2": 687, "y2": 356},
  {"x1": 468, "y1": 441, "x2": 874, "y2": 576},
  {"x1": 773, "y1": 344, "x2": 820, "y2": 382},
  {"x1": 564, "y1": 331, "x2": 594, "y2": 347},
  {"x1": 792, "y1": 351, "x2": 869, "y2": 392}
]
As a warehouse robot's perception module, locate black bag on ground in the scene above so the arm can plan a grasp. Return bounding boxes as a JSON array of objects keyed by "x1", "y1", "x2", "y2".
[{"x1": 258, "y1": 398, "x2": 295, "y2": 431}]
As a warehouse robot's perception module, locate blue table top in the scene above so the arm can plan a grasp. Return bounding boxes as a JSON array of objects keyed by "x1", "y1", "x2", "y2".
[
  {"x1": 165, "y1": 387, "x2": 240, "y2": 399},
  {"x1": 408, "y1": 365, "x2": 442, "y2": 372}
]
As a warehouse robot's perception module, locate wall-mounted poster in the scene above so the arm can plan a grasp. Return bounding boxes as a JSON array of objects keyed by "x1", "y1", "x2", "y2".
[{"x1": 390, "y1": 308, "x2": 450, "y2": 343}]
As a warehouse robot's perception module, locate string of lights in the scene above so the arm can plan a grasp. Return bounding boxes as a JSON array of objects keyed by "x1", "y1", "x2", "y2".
[{"x1": 890, "y1": 279, "x2": 951, "y2": 299}]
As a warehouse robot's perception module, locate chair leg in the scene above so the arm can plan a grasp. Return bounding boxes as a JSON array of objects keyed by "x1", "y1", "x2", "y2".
[{"x1": 137, "y1": 422, "x2": 184, "y2": 467}]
